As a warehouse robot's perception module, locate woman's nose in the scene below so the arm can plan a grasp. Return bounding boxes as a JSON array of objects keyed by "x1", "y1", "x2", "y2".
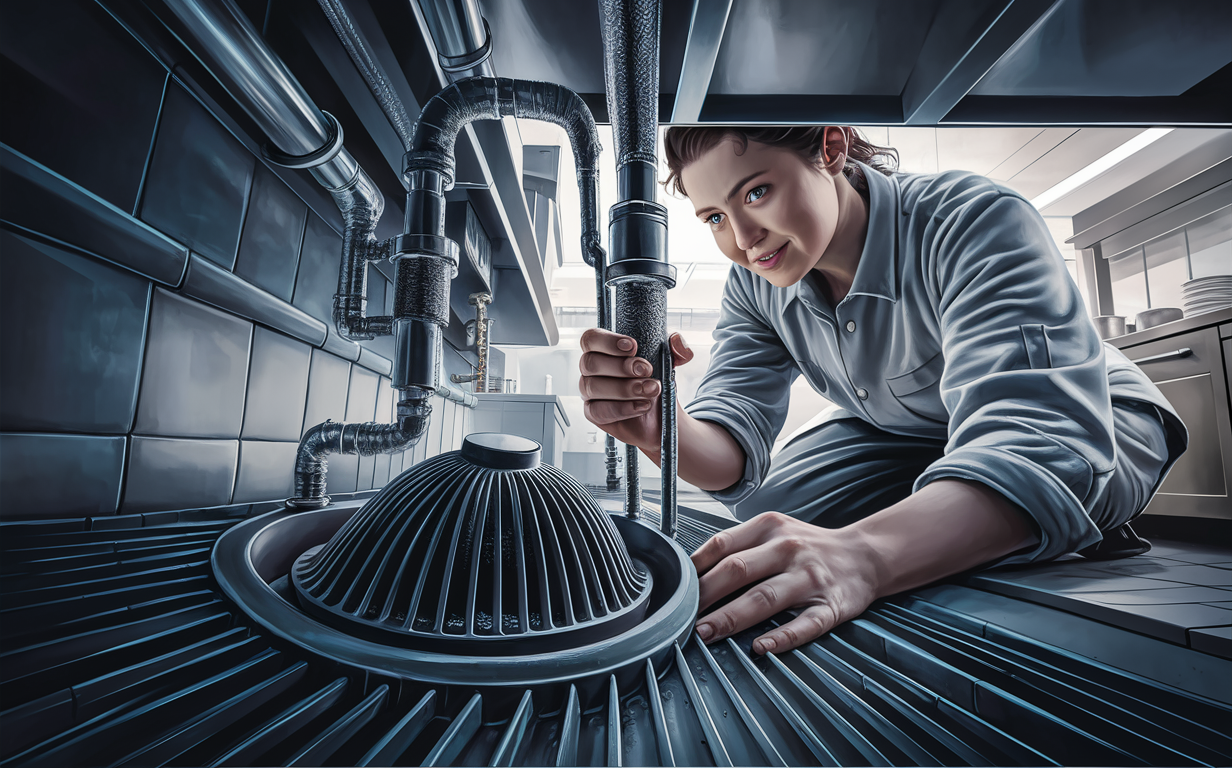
[{"x1": 730, "y1": 214, "x2": 764, "y2": 252}]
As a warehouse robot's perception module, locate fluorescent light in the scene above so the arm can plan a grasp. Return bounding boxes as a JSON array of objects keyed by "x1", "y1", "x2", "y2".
[{"x1": 1030, "y1": 128, "x2": 1174, "y2": 211}]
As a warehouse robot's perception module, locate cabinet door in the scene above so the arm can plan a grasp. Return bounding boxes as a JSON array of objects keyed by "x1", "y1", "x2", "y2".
[
  {"x1": 500, "y1": 402, "x2": 548, "y2": 445},
  {"x1": 1125, "y1": 327, "x2": 1232, "y2": 518}
]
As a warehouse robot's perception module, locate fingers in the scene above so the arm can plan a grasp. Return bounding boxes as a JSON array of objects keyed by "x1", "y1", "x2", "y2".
[
  {"x1": 584, "y1": 398, "x2": 655, "y2": 425},
  {"x1": 580, "y1": 327, "x2": 638, "y2": 356},
  {"x1": 694, "y1": 572, "x2": 805, "y2": 646},
  {"x1": 696, "y1": 541, "x2": 780, "y2": 611},
  {"x1": 579, "y1": 352, "x2": 654, "y2": 380},
  {"x1": 690, "y1": 512, "x2": 790, "y2": 575},
  {"x1": 669, "y1": 332, "x2": 695, "y2": 368},
  {"x1": 579, "y1": 375, "x2": 661, "y2": 402},
  {"x1": 752, "y1": 606, "x2": 841, "y2": 655}
]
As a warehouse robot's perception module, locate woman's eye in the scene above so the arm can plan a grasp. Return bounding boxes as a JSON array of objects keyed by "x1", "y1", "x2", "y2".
[
  {"x1": 706, "y1": 212, "x2": 724, "y2": 226},
  {"x1": 746, "y1": 185, "x2": 767, "y2": 203}
]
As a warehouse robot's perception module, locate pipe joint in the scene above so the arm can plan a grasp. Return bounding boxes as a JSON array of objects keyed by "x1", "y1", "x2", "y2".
[
  {"x1": 605, "y1": 199, "x2": 675, "y2": 286},
  {"x1": 391, "y1": 235, "x2": 460, "y2": 276},
  {"x1": 262, "y1": 110, "x2": 346, "y2": 170},
  {"x1": 403, "y1": 152, "x2": 456, "y2": 190},
  {"x1": 437, "y1": 17, "x2": 494, "y2": 73}
]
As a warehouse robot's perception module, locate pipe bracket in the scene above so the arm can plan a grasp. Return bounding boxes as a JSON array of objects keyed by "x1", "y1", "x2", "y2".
[
  {"x1": 605, "y1": 259, "x2": 677, "y2": 287},
  {"x1": 438, "y1": 18, "x2": 494, "y2": 73},
  {"x1": 391, "y1": 234, "x2": 460, "y2": 276},
  {"x1": 263, "y1": 111, "x2": 346, "y2": 170}
]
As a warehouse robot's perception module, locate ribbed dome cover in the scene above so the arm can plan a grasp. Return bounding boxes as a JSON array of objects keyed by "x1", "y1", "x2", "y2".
[{"x1": 292, "y1": 434, "x2": 652, "y2": 653}]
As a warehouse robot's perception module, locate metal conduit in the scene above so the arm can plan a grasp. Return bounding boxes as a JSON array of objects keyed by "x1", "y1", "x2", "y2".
[
  {"x1": 162, "y1": 0, "x2": 360, "y2": 190},
  {"x1": 598, "y1": 0, "x2": 678, "y2": 538},
  {"x1": 160, "y1": 0, "x2": 427, "y2": 510}
]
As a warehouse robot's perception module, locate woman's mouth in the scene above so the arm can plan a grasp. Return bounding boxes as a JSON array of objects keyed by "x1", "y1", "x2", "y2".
[{"x1": 754, "y1": 244, "x2": 786, "y2": 270}]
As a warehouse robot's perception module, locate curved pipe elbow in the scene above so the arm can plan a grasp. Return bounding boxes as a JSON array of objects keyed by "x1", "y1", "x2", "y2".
[
  {"x1": 407, "y1": 77, "x2": 603, "y2": 267},
  {"x1": 286, "y1": 400, "x2": 432, "y2": 510}
]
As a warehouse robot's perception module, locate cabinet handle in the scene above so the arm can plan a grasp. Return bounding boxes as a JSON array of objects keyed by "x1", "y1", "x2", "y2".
[{"x1": 1130, "y1": 347, "x2": 1193, "y2": 364}]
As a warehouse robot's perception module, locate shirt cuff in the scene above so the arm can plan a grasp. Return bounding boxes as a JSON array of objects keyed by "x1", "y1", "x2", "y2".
[
  {"x1": 913, "y1": 446, "x2": 1104, "y2": 564},
  {"x1": 684, "y1": 399, "x2": 767, "y2": 506}
]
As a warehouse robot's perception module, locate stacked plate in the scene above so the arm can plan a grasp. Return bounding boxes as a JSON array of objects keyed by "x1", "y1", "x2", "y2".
[{"x1": 1181, "y1": 275, "x2": 1232, "y2": 316}]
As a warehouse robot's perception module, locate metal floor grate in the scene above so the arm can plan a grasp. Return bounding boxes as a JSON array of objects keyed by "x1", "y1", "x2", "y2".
[{"x1": 2, "y1": 507, "x2": 1229, "y2": 767}]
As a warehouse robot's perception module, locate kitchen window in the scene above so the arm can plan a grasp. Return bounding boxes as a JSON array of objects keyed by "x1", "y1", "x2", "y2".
[{"x1": 1107, "y1": 205, "x2": 1232, "y2": 315}]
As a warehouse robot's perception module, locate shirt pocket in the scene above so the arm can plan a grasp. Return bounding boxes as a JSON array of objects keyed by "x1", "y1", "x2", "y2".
[{"x1": 886, "y1": 350, "x2": 949, "y2": 424}]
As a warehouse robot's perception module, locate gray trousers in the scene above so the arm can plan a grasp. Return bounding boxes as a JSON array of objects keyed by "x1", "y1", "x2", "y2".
[{"x1": 730, "y1": 399, "x2": 1174, "y2": 539}]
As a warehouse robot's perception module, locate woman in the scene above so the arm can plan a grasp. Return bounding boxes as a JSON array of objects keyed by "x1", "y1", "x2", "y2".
[{"x1": 578, "y1": 126, "x2": 1187, "y2": 656}]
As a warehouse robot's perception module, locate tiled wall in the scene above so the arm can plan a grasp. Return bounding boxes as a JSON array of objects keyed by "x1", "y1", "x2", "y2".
[{"x1": 0, "y1": 0, "x2": 471, "y2": 519}]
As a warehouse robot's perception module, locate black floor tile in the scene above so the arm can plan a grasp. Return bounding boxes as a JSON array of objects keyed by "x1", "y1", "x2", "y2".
[
  {"x1": 1146, "y1": 542, "x2": 1232, "y2": 564},
  {"x1": 1146, "y1": 564, "x2": 1232, "y2": 588},
  {"x1": 1070, "y1": 598, "x2": 1231, "y2": 641},
  {"x1": 1075, "y1": 586, "x2": 1232, "y2": 605},
  {"x1": 973, "y1": 570, "x2": 1191, "y2": 594},
  {"x1": 1188, "y1": 626, "x2": 1232, "y2": 659}
]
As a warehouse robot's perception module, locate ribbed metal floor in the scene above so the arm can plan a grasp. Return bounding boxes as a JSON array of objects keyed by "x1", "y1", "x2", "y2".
[{"x1": 2, "y1": 504, "x2": 1230, "y2": 767}]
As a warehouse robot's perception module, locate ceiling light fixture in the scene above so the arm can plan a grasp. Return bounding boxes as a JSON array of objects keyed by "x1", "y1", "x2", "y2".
[{"x1": 1030, "y1": 128, "x2": 1174, "y2": 211}]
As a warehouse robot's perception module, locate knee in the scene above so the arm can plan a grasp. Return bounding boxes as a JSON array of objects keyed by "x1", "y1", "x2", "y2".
[{"x1": 1097, "y1": 402, "x2": 1174, "y2": 530}]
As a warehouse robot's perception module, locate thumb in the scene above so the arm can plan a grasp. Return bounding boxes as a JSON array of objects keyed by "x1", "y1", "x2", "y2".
[{"x1": 669, "y1": 332, "x2": 695, "y2": 367}]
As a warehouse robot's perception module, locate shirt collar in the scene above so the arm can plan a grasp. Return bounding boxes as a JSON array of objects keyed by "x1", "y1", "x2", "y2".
[{"x1": 786, "y1": 160, "x2": 900, "y2": 306}]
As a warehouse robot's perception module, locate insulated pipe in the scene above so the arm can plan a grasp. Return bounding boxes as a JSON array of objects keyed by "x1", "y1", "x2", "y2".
[
  {"x1": 159, "y1": 0, "x2": 427, "y2": 509},
  {"x1": 405, "y1": 78, "x2": 605, "y2": 268},
  {"x1": 290, "y1": 397, "x2": 430, "y2": 508},
  {"x1": 396, "y1": 77, "x2": 604, "y2": 402},
  {"x1": 162, "y1": 0, "x2": 387, "y2": 345},
  {"x1": 598, "y1": 0, "x2": 678, "y2": 537},
  {"x1": 413, "y1": 1, "x2": 620, "y2": 487},
  {"x1": 317, "y1": 0, "x2": 415, "y2": 150}
]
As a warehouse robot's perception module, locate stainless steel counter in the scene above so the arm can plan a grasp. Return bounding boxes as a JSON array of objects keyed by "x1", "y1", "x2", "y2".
[
  {"x1": 1105, "y1": 306, "x2": 1232, "y2": 349},
  {"x1": 1107, "y1": 306, "x2": 1232, "y2": 520}
]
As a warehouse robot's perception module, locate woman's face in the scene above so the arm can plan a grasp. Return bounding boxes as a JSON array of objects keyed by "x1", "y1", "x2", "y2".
[{"x1": 681, "y1": 136, "x2": 843, "y2": 288}]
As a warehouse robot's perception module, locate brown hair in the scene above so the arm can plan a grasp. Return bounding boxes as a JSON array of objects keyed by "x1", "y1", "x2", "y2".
[{"x1": 663, "y1": 126, "x2": 898, "y2": 198}]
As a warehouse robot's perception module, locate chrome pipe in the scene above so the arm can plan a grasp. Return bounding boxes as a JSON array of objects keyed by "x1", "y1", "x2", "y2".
[
  {"x1": 163, "y1": 0, "x2": 361, "y2": 191},
  {"x1": 416, "y1": 0, "x2": 494, "y2": 76},
  {"x1": 160, "y1": 0, "x2": 427, "y2": 508},
  {"x1": 598, "y1": 0, "x2": 678, "y2": 537}
]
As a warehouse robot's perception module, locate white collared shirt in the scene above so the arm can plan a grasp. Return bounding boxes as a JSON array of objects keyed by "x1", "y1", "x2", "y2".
[{"x1": 685, "y1": 163, "x2": 1187, "y2": 563}]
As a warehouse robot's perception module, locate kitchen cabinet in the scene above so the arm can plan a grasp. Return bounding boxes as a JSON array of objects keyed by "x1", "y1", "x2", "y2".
[
  {"x1": 1114, "y1": 308, "x2": 1232, "y2": 519},
  {"x1": 469, "y1": 393, "x2": 569, "y2": 468}
]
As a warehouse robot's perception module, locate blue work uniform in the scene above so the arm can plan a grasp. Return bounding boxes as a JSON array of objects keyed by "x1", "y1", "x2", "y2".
[{"x1": 685, "y1": 162, "x2": 1188, "y2": 564}]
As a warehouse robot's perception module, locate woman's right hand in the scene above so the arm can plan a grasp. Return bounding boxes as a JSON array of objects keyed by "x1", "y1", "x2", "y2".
[{"x1": 579, "y1": 329, "x2": 694, "y2": 451}]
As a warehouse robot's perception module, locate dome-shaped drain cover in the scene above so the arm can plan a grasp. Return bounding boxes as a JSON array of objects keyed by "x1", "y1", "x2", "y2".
[{"x1": 292, "y1": 433, "x2": 654, "y2": 655}]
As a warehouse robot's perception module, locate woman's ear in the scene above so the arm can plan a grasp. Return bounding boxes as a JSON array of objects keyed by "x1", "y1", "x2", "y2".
[{"x1": 820, "y1": 126, "x2": 851, "y2": 175}]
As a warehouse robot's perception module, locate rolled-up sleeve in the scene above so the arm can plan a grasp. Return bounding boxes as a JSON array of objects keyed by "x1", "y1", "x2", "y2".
[
  {"x1": 686, "y1": 269, "x2": 798, "y2": 504},
  {"x1": 912, "y1": 192, "x2": 1113, "y2": 563}
]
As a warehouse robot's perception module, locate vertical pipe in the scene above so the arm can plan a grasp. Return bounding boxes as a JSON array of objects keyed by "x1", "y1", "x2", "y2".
[{"x1": 598, "y1": 0, "x2": 678, "y2": 532}]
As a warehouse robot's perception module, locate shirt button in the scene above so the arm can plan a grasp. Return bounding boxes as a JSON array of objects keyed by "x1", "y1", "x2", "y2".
[
  {"x1": 846, "y1": 321, "x2": 856, "y2": 333},
  {"x1": 856, "y1": 387, "x2": 869, "y2": 400}
]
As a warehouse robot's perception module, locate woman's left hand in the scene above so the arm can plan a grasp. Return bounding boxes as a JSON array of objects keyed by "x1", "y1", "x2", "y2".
[
  {"x1": 690, "y1": 481, "x2": 1039, "y2": 655},
  {"x1": 690, "y1": 511, "x2": 878, "y2": 655}
]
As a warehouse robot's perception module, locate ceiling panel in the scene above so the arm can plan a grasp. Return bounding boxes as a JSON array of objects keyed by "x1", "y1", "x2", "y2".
[
  {"x1": 971, "y1": 0, "x2": 1232, "y2": 97},
  {"x1": 709, "y1": 0, "x2": 942, "y2": 96},
  {"x1": 1038, "y1": 129, "x2": 1232, "y2": 216},
  {"x1": 995, "y1": 128, "x2": 1146, "y2": 199},
  {"x1": 934, "y1": 127, "x2": 1047, "y2": 177},
  {"x1": 476, "y1": 0, "x2": 691, "y2": 109},
  {"x1": 984, "y1": 128, "x2": 1079, "y2": 182}
]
